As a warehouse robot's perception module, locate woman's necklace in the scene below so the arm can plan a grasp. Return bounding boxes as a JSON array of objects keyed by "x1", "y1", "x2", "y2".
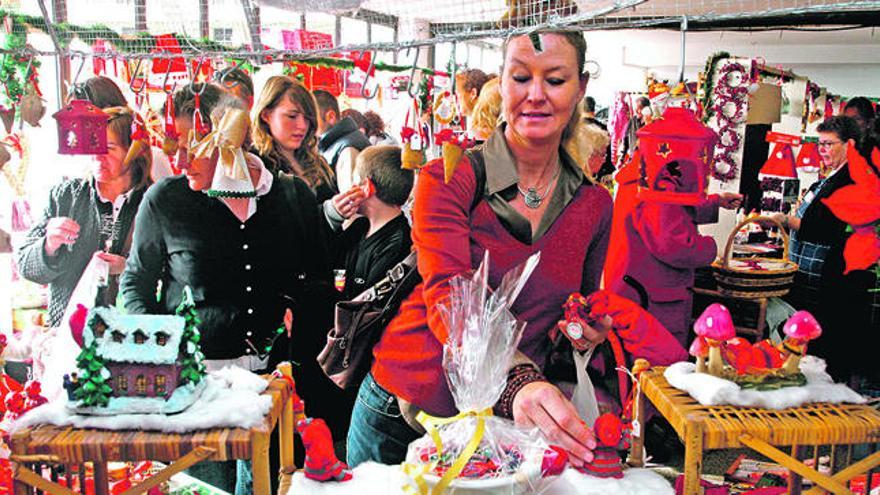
[{"x1": 517, "y1": 163, "x2": 561, "y2": 209}]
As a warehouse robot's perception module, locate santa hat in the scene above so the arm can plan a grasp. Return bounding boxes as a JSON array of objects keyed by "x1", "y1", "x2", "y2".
[
  {"x1": 760, "y1": 143, "x2": 797, "y2": 178},
  {"x1": 796, "y1": 141, "x2": 821, "y2": 173}
]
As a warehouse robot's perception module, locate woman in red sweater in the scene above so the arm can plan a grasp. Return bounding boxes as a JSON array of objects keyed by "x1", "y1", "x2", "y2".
[{"x1": 346, "y1": 31, "x2": 614, "y2": 468}]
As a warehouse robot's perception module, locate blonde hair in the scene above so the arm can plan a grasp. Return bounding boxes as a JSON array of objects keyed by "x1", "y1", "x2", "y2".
[
  {"x1": 469, "y1": 77, "x2": 502, "y2": 140},
  {"x1": 563, "y1": 116, "x2": 608, "y2": 179},
  {"x1": 251, "y1": 76, "x2": 334, "y2": 188},
  {"x1": 103, "y1": 106, "x2": 152, "y2": 189}
]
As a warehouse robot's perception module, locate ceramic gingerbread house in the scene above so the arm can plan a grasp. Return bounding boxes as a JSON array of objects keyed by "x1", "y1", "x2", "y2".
[{"x1": 69, "y1": 294, "x2": 207, "y2": 415}]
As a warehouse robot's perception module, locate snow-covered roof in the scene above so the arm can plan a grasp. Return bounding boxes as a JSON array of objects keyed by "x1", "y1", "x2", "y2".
[{"x1": 85, "y1": 308, "x2": 186, "y2": 365}]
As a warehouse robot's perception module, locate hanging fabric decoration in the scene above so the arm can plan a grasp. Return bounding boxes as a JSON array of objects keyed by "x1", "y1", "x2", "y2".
[
  {"x1": 435, "y1": 128, "x2": 475, "y2": 184},
  {"x1": 192, "y1": 93, "x2": 210, "y2": 141},
  {"x1": 189, "y1": 107, "x2": 254, "y2": 198},
  {"x1": 2, "y1": 134, "x2": 33, "y2": 232},
  {"x1": 0, "y1": 105, "x2": 15, "y2": 134},
  {"x1": 433, "y1": 90, "x2": 457, "y2": 126},
  {"x1": 709, "y1": 61, "x2": 749, "y2": 182},
  {"x1": 824, "y1": 97, "x2": 834, "y2": 122},
  {"x1": 0, "y1": 142, "x2": 10, "y2": 171},
  {"x1": 19, "y1": 79, "x2": 45, "y2": 128},
  {"x1": 796, "y1": 139, "x2": 820, "y2": 173},
  {"x1": 123, "y1": 111, "x2": 151, "y2": 168},
  {"x1": 401, "y1": 101, "x2": 426, "y2": 170},
  {"x1": 162, "y1": 93, "x2": 179, "y2": 158}
]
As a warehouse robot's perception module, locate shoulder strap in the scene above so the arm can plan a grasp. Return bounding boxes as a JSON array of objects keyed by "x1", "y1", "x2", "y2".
[{"x1": 464, "y1": 148, "x2": 487, "y2": 213}]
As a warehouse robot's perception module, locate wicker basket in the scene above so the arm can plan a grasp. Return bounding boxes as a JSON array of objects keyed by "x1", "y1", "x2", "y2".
[{"x1": 711, "y1": 215, "x2": 798, "y2": 299}]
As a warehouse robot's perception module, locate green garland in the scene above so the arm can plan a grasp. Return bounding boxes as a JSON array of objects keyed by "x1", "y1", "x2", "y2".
[
  {"x1": 0, "y1": 9, "x2": 444, "y2": 77},
  {"x1": 0, "y1": 8, "x2": 232, "y2": 54},
  {"x1": 700, "y1": 51, "x2": 730, "y2": 123},
  {"x1": 0, "y1": 24, "x2": 40, "y2": 108}
]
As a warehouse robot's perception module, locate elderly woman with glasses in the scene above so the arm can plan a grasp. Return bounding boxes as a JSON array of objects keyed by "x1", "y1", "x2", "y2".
[{"x1": 770, "y1": 115, "x2": 874, "y2": 383}]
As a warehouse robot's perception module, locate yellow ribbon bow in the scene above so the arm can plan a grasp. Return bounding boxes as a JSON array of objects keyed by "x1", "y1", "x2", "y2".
[
  {"x1": 189, "y1": 107, "x2": 250, "y2": 182},
  {"x1": 414, "y1": 408, "x2": 493, "y2": 495}
]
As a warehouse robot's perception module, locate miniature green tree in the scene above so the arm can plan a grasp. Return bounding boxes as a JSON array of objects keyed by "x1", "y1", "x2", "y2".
[
  {"x1": 176, "y1": 287, "x2": 207, "y2": 385},
  {"x1": 73, "y1": 337, "x2": 113, "y2": 407}
]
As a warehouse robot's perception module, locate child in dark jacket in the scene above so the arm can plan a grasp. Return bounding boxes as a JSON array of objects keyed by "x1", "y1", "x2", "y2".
[{"x1": 328, "y1": 145, "x2": 414, "y2": 300}]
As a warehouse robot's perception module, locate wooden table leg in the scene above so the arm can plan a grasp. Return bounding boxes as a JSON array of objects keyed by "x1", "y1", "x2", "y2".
[
  {"x1": 251, "y1": 431, "x2": 271, "y2": 495},
  {"x1": 683, "y1": 415, "x2": 705, "y2": 495},
  {"x1": 628, "y1": 373, "x2": 647, "y2": 468},
  {"x1": 277, "y1": 362, "x2": 296, "y2": 473},
  {"x1": 93, "y1": 461, "x2": 110, "y2": 495},
  {"x1": 738, "y1": 434, "x2": 852, "y2": 495},
  {"x1": 789, "y1": 445, "x2": 804, "y2": 495},
  {"x1": 10, "y1": 429, "x2": 32, "y2": 495}
]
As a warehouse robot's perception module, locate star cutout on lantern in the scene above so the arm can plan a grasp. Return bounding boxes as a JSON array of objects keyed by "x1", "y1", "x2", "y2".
[
  {"x1": 698, "y1": 147, "x2": 710, "y2": 164},
  {"x1": 657, "y1": 142, "x2": 672, "y2": 159}
]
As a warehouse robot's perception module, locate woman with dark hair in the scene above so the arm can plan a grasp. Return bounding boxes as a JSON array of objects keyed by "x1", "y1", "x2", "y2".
[
  {"x1": 17, "y1": 106, "x2": 152, "y2": 326},
  {"x1": 71, "y1": 76, "x2": 174, "y2": 182},
  {"x1": 362, "y1": 110, "x2": 397, "y2": 145},
  {"x1": 844, "y1": 96, "x2": 876, "y2": 132},
  {"x1": 251, "y1": 76, "x2": 337, "y2": 202},
  {"x1": 70, "y1": 76, "x2": 127, "y2": 109},
  {"x1": 347, "y1": 31, "x2": 613, "y2": 468}
]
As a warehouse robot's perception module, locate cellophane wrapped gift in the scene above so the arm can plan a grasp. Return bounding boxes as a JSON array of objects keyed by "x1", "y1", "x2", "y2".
[{"x1": 404, "y1": 252, "x2": 568, "y2": 495}]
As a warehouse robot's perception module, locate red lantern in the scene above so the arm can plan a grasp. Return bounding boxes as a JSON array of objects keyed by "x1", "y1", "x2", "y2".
[
  {"x1": 636, "y1": 107, "x2": 716, "y2": 205},
  {"x1": 52, "y1": 99, "x2": 108, "y2": 155}
]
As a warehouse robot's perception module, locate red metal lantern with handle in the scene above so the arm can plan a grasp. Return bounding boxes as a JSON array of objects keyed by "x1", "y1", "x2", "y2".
[
  {"x1": 636, "y1": 106, "x2": 717, "y2": 205},
  {"x1": 52, "y1": 99, "x2": 108, "y2": 155}
]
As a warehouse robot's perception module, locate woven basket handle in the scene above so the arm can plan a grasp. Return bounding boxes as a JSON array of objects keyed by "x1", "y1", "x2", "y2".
[{"x1": 722, "y1": 215, "x2": 790, "y2": 269}]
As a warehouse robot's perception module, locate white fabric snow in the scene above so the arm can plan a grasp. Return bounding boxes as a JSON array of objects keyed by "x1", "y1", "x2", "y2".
[
  {"x1": 12, "y1": 366, "x2": 271, "y2": 433},
  {"x1": 664, "y1": 356, "x2": 866, "y2": 409},
  {"x1": 288, "y1": 463, "x2": 673, "y2": 495}
]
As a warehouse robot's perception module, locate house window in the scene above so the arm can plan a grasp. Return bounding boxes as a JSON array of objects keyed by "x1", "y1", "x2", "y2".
[
  {"x1": 155, "y1": 375, "x2": 167, "y2": 396},
  {"x1": 92, "y1": 317, "x2": 107, "y2": 338},
  {"x1": 136, "y1": 375, "x2": 148, "y2": 396},
  {"x1": 155, "y1": 332, "x2": 169, "y2": 346},
  {"x1": 214, "y1": 27, "x2": 233, "y2": 43},
  {"x1": 111, "y1": 330, "x2": 125, "y2": 343},
  {"x1": 116, "y1": 375, "x2": 128, "y2": 393},
  {"x1": 133, "y1": 330, "x2": 148, "y2": 344}
]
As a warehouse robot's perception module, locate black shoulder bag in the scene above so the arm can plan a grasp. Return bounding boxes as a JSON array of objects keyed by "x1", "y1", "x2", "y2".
[{"x1": 318, "y1": 149, "x2": 487, "y2": 389}]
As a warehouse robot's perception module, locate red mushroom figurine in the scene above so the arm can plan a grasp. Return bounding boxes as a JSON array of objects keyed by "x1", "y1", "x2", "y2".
[
  {"x1": 780, "y1": 310, "x2": 822, "y2": 375},
  {"x1": 693, "y1": 304, "x2": 736, "y2": 377},
  {"x1": 689, "y1": 336, "x2": 709, "y2": 373}
]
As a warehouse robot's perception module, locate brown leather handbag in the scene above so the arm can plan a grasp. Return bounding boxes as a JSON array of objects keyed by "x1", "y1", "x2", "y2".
[{"x1": 317, "y1": 251, "x2": 418, "y2": 389}]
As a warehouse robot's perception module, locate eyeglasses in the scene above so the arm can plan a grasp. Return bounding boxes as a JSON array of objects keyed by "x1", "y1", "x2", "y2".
[{"x1": 817, "y1": 140, "x2": 843, "y2": 149}]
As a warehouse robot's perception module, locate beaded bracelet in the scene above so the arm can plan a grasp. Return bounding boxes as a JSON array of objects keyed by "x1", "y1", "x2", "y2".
[{"x1": 494, "y1": 364, "x2": 548, "y2": 419}]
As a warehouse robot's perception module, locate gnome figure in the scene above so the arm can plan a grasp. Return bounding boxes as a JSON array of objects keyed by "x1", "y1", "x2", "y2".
[
  {"x1": 578, "y1": 413, "x2": 630, "y2": 479},
  {"x1": 296, "y1": 417, "x2": 353, "y2": 482}
]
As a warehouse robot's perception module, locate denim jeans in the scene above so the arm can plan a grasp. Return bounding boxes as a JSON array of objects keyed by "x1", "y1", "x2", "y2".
[{"x1": 346, "y1": 373, "x2": 421, "y2": 467}]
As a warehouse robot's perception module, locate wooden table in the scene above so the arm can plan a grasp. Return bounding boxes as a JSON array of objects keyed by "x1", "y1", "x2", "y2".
[
  {"x1": 630, "y1": 367, "x2": 880, "y2": 495},
  {"x1": 10, "y1": 364, "x2": 298, "y2": 495}
]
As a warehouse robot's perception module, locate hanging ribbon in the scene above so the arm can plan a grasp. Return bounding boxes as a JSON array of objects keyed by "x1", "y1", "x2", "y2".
[
  {"x1": 414, "y1": 408, "x2": 492, "y2": 495},
  {"x1": 123, "y1": 112, "x2": 150, "y2": 168},
  {"x1": 192, "y1": 93, "x2": 210, "y2": 140},
  {"x1": 401, "y1": 462, "x2": 433, "y2": 495},
  {"x1": 162, "y1": 92, "x2": 180, "y2": 160},
  {"x1": 189, "y1": 107, "x2": 250, "y2": 182}
]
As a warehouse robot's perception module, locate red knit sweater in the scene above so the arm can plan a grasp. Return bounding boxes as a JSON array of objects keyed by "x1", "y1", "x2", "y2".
[{"x1": 371, "y1": 155, "x2": 613, "y2": 417}]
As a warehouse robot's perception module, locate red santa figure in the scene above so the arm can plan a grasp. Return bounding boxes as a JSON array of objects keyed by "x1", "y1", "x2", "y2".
[
  {"x1": 605, "y1": 107, "x2": 742, "y2": 347},
  {"x1": 296, "y1": 417, "x2": 352, "y2": 482},
  {"x1": 23, "y1": 380, "x2": 48, "y2": 411}
]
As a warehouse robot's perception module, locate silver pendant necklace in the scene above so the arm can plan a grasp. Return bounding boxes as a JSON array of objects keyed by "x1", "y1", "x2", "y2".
[{"x1": 517, "y1": 164, "x2": 561, "y2": 209}]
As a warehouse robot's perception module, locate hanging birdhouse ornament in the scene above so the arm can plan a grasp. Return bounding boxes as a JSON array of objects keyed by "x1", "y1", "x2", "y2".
[
  {"x1": 636, "y1": 106, "x2": 716, "y2": 205},
  {"x1": 20, "y1": 82, "x2": 46, "y2": 128},
  {"x1": 51, "y1": 99, "x2": 108, "y2": 155}
]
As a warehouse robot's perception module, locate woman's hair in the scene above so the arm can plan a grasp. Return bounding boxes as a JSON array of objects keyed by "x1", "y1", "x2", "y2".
[
  {"x1": 71, "y1": 76, "x2": 127, "y2": 109},
  {"x1": 844, "y1": 96, "x2": 876, "y2": 127},
  {"x1": 501, "y1": 32, "x2": 589, "y2": 145},
  {"x1": 169, "y1": 83, "x2": 224, "y2": 122},
  {"x1": 103, "y1": 106, "x2": 152, "y2": 189},
  {"x1": 456, "y1": 69, "x2": 495, "y2": 95},
  {"x1": 341, "y1": 108, "x2": 368, "y2": 130},
  {"x1": 251, "y1": 76, "x2": 334, "y2": 188},
  {"x1": 363, "y1": 110, "x2": 387, "y2": 139},
  {"x1": 817, "y1": 116, "x2": 862, "y2": 144},
  {"x1": 469, "y1": 77, "x2": 502, "y2": 138}
]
